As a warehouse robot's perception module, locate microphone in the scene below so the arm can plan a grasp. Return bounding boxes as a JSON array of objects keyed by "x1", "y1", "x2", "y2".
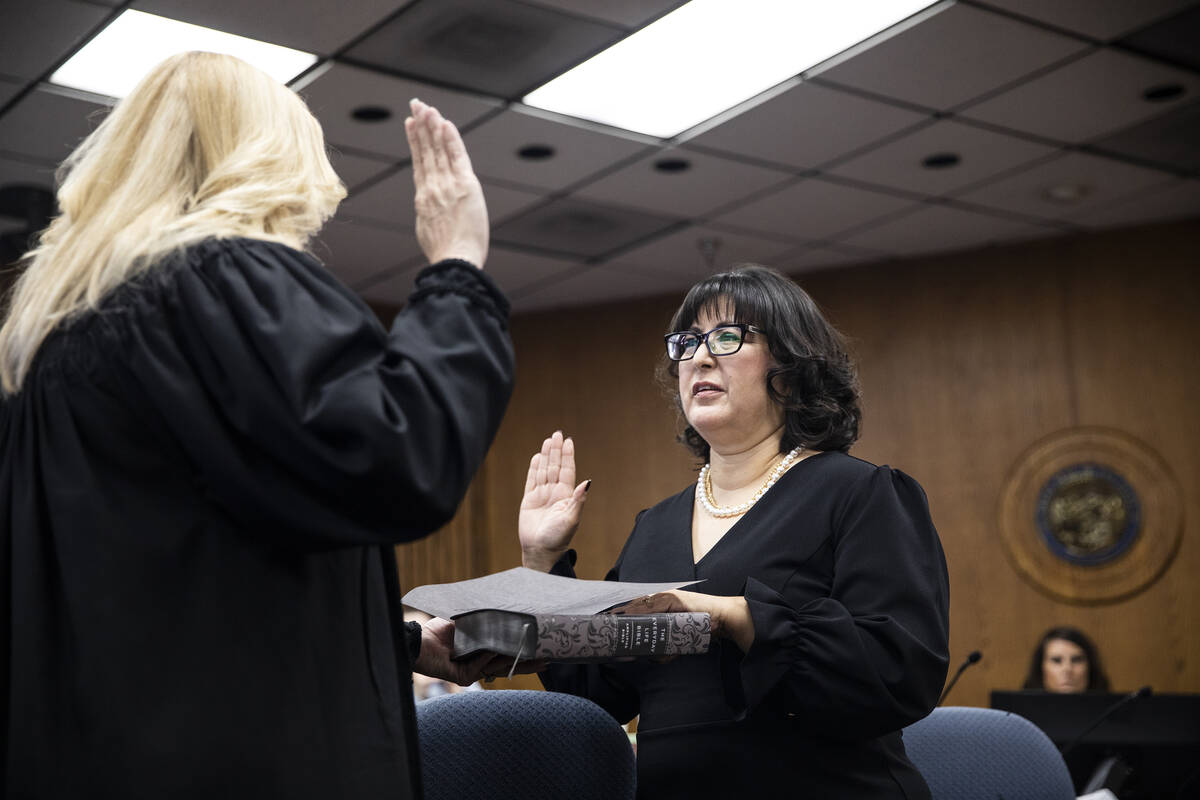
[
  {"x1": 937, "y1": 650, "x2": 982, "y2": 706},
  {"x1": 1060, "y1": 686, "x2": 1152, "y2": 756}
]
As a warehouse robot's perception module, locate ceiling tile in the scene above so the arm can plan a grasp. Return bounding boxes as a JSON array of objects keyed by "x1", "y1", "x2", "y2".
[
  {"x1": 605, "y1": 224, "x2": 797, "y2": 278},
  {"x1": 775, "y1": 244, "x2": 887, "y2": 274},
  {"x1": 961, "y1": 48, "x2": 1200, "y2": 144},
  {"x1": 0, "y1": 87, "x2": 110, "y2": 164},
  {"x1": 342, "y1": 0, "x2": 624, "y2": 99},
  {"x1": 477, "y1": 244, "x2": 580, "y2": 296},
  {"x1": 817, "y1": 3, "x2": 1089, "y2": 111},
  {"x1": 0, "y1": 78, "x2": 26, "y2": 111},
  {"x1": 357, "y1": 266, "x2": 420, "y2": 308},
  {"x1": 521, "y1": 0, "x2": 684, "y2": 28},
  {"x1": 132, "y1": 0, "x2": 414, "y2": 55},
  {"x1": 0, "y1": 155, "x2": 59, "y2": 192},
  {"x1": 711, "y1": 178, "x2": 917, "y2": 241},
  {"x1": 0, "y1": 0, "x2": 111, "y2": 81},
  {"x1": 328, "y1": 148, "x2": 395, "y2": 192},
  {"x1": 492, "y1": 196, "x2": 682, "y2": 260},
  {"x1": 1060, "y1": 178, "x2": 1200, "y2": 230},
  {"x1": 299, "y1": 63, "x2": 500, "y2": 160},
  {"x1": 310, "y1": 217, "x2": 422, "y2": 287},
  {"x1": 687, "y1": 81, "x2": 927, "y2": 170},
  {"x1": 975, "y1": 0, "x2": 1195, "y2": 42},
  {"x1": 337, "y1": 167, "x2": 544, "y2": 229},
  {"x1": 954, "y1": 151, "x2": 1171, "y2": 220},
  {"x1": 838, "y1": 203, "x2": 1061, "y2": 255},
  {"x1": 827, "y1": 119, "x2": 1059, "y2": 196},
  {"x1": 1090, "y1": 98, "x2": 1200, "y2": 174},
  {"x1": 464, "y1": 108, "x2": 650, "y2": 192},
  {"x1": 1117, "y1": 5, "x2": 1200, "y2": 72},
  {"x1": 511, "y1": 263, "x2": 690, "y2": 313},
  {"x1": 573, "y1": 147, "x2": 792, "y2": 219}
]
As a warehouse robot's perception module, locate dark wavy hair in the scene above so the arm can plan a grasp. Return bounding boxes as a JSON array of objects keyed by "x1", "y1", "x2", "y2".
[
  {"x1": 657, "y1": 264, "x2": 861, "y2": 460},
  {"x1": 1022, "y1": 626, "x2": 1111, "y2": 692}
]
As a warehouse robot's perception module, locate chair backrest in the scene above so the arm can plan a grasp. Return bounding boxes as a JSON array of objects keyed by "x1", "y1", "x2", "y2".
[
  {"x1": 415, "y1": 689, "x2": 635, "y2": 800},
  {"x1": 902, "y1": 707, "x2": 1075, "y2": 800}
]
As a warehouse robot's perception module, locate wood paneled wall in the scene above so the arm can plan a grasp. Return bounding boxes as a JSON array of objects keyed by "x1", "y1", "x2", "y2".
[{"x1": 397, "y1": 218, "x2": 1200, "y2": 705}]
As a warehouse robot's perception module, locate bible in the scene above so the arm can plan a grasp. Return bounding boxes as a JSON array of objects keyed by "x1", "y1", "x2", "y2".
[
  {"x1": 452, "y1": 608, "x2": 711, "y2": 662},
  {"x1": 402, "y1": 566, "x2": 712, "y2": 663}
]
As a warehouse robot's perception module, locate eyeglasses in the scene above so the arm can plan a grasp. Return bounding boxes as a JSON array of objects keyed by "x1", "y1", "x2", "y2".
[{"x1": 664, "y1": 324, "x2": 764, "y2": 361}]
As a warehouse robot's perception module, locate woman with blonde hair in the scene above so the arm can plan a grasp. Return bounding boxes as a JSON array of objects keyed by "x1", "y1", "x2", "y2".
[{"x1": 1, "y1": 52, "x2": 516, "y2": 798}]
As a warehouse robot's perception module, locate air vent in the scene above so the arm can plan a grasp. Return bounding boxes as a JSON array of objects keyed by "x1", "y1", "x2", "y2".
[
  {"x1": 344, "y1": 0, "x2": 625, "y2": 99},
  {"x1": 493, "y1": 197, "x2": 682, "y2": 259}
]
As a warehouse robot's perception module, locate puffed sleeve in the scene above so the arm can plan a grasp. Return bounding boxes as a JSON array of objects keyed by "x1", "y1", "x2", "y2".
[
  {"x1": 737, "y1": 467, "x2": 949, "y2": 738},
  {"x1": 121, "y1": 238, "x2": 514, "y2": 549}
]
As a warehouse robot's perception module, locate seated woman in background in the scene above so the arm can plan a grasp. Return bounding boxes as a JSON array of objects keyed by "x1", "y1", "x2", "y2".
[
  {"x1": 518, "y1": 266, "x2": 950, "y2": 798},
  {"x1": 1023, "y1": 626, "x2": 1111, "y2": 693}
]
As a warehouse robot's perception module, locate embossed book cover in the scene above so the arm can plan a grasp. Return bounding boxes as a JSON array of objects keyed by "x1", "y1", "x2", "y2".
[
  {"x1": 402, "y1": 567, "x2": 711, "y2": 662},
  {"x1": 453, "y1": 609, "x2": 711, "y2": 662}
]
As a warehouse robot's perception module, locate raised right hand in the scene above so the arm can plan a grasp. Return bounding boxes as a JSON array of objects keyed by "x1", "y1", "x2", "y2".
[
  {"x1": 518, "y1": 431, "x2": 589, "y2": 572},
  {"x1": 404, "y1": 98, "x2": 488, "y2": 268}
]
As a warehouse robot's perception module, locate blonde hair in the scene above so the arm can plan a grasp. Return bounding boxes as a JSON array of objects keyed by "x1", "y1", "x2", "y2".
[{"x1": 0, "y1": 51, "x2": 346, "y2": 394}]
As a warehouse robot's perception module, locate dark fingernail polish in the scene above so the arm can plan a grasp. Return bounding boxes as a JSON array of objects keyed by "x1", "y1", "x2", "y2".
[{"x1": 584, "y1": 480, "x2": 592, "y2": 492}]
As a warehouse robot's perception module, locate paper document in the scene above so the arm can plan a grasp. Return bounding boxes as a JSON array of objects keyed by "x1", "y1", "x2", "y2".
[{"x1": 402, "y1": 566, "x2": 703, "y2": 620}]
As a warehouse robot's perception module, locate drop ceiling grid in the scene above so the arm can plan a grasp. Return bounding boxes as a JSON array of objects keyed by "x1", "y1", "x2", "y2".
[
  {"x1": 0, "y1": 0, "x2": 112, "y2": 83},
  {"x1": 814, "y1": 2, "x2": 1093, "y2": 112},
  {"x1": 462, "y1": 108, "x2": 652, "y2": 192},
  {"x1": 129, "y1": 0, "x2": 417, "y2": 56},
  {"x1": 569, "y1": 147, "x2": 795, "y2": 219},
  {"x1": 604, "y1": 223, "x2": 802, "y2": 279},
  {"x1": 968, "y1": 0, "x2": 1198, "y2": 42},
  {"x1": 337, "y1": 167, "x2": 546, "y2": 230},
  {"x1": 959, "y1": 48, "x2": 1200, "y2": 144},
  {"x1": 300, "y1": 63, "x2": 500, "y2": 161},
  {"x1": 0, "y1": 88, "x2": 110, "y2": 165},
  {"x1": 953, "y1": 151, "x2": 1175, "y2": 220},
  {"x1": 0, "y1": 0, "x2": 1197, "y2": 313}
]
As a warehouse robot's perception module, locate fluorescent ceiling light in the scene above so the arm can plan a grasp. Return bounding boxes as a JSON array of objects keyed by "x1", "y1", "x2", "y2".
[
  {"x1": 524, "y1": 0, "x2": 942, "y2": 138},
  {"x1": 50, "y1": 9, "x2": 317, "y2": 99}
]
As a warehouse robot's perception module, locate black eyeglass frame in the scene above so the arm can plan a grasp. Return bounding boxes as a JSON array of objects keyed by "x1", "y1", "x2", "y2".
[{"x1": 663, "y1": 323, "x2": 765, "y2": 361}]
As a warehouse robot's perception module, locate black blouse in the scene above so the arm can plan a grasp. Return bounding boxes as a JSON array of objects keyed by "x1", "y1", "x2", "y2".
[
  {"x1": 543, "y1": 451, "x2": 950, "y2": 799},
  {"x1": 0, "y1": 238, "x2": 514, "y2": 799}
]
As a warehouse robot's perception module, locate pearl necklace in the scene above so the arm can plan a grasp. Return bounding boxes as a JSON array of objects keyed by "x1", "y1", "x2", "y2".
[{"x1": 696, "y1": 447, "x2": 804, "y2": 518}]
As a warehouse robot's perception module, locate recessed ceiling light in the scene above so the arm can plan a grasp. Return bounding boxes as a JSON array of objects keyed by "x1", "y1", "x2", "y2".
[
  {"x1": 351, "y1": 105, "x2": 393, "y2": 122},
  {"x1": 523, "y1": 0, "x2": 945, "y2": 138},
  {"x1": 1142, "y1": 83, "x2": 1185, "y2": 103},
  {"x1": 922, "y1": 152, "x2": 960, "y2": 169},
  {"x1": 50, "y1": 9, "x2": 317, "y2": 100},
  {"x1": 1042, "y1": 183, "x2": 1092, "y2": 205},
  {"x1": 654, "y1": 158, "x2": 691, "y2": 174},
  {"x1": 517, "y1": 144, "x2": 556, "y2": 161}
]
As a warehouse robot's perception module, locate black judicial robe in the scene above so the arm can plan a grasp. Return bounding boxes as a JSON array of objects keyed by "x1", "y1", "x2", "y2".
[
  {"x1": 543, "y1": 452, "x2": 950, "y2": 799},
  {"x1": 0, "y1": 238, "x2": 514, "y2": 799}
]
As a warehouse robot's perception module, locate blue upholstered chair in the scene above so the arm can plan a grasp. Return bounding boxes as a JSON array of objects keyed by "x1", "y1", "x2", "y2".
[
  {"x1": 415, "y1": 689, "x2": 636, "y2": 800},
  {"x1": 902, "y1": 707, "x2": 1076, "y2": 800}
]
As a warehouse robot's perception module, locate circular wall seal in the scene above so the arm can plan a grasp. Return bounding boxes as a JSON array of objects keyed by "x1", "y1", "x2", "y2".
[{"x1": 998, "y1": 428, "x2": 1183, "y2": 604}]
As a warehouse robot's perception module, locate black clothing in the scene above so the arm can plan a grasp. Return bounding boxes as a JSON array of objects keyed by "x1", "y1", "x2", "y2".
[
  {"x1": 543, "y1": 451, "x2": 950, "y2": 799},
  {"x1": 0, "y1": 238, "x2": 514, "y2": 799}
]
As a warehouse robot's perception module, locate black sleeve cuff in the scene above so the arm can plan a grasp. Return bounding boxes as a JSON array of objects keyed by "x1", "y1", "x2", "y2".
[
  {"x1": 548, "y1": 549, "x2": 578, "y2": 578},
  {"x1": 409, "y1": 259, "x2": 511, "y2": 326},
  {"x1": 404, "y1": 620, "x2": 422, "y2": 661}
]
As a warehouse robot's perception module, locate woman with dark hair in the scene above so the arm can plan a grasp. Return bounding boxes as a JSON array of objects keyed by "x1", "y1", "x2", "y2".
[
  {"x1": 1023, "y1": 627, "x2": 1111, "y2": 693},
  {"x1": 518, "y1": 265, "x2": 951, "y2": 798}
]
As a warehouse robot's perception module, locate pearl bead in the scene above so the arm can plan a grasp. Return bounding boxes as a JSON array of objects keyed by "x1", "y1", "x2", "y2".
[{"x1": 697, "y1": 447, "x2": 803, "y2": 518}]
